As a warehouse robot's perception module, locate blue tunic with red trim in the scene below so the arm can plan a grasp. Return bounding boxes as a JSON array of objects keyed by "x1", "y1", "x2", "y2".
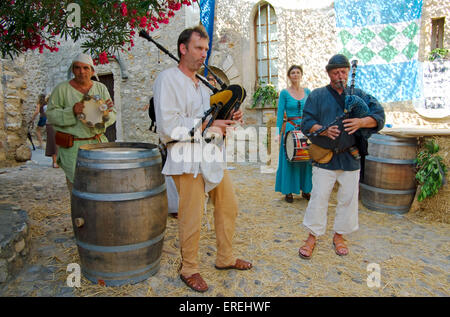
[{"x1": 275, "y1": 89, "x2": 312, "y2": 195}]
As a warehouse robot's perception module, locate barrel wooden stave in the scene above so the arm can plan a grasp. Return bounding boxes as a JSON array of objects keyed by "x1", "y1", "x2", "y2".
[
  {"x1": 71, "y1": 195, "x2": 167, "y2": 246},
  {"x1": 364, "y1": 161, "x2": 416, "y2": 190},
  {"x1": 71, "y1": 142, "x2": 167, "y2": 286},
  {"x1": 360, "y1": 183, "x2": 415, "y2": 214},
  {"x1": 361, "y1": 134, "x2": 418, "y2": 214}
]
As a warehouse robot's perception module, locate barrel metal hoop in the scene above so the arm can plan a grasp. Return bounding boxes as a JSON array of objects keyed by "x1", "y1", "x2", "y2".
[
  {"x1": 368, "y1": 138, "x2": 417, "y2": 147},
  {"x1": 76, "y1": 231, "x2": 165, "y2": 253},
  {"x1": 360, "y1": 182, "x2": 416, "y2": 195},
  {"x1": 81, "y1": 259, "x2": 161, "y2": 286},
  {"x1": 361, "y1": 199, "x2": 411, "y2": 214},
  {"x1": 76, "y1": 158, "x2": 161, "y2": 170},
  {"x1": 365, "y1": 155, "x2": 416, "y2": 165},
  {"x1": 78, "y1": 148, "x2": 160, "y2": 161},
  {"x1": 72, "y1": 183, "x2": 166, "y2": 201}
]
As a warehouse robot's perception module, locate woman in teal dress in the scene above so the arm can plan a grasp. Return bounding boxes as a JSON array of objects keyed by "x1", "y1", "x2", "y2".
[{"x1": 275, "y1": 65, "x2": 312, "y2": 203}]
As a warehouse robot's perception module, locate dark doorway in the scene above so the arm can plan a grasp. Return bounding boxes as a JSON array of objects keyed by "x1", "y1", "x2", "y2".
[{"x1": 94, "y1": 74, "x2": 116, "y2": 142}]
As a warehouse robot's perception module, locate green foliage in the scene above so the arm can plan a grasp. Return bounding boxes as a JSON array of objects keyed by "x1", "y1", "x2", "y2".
[
  {"x1": 251, "y1": 82, "x2": 278, "y2": 108},
  {"x1": 415, "y1": 140, "x2": 448, "y2": 202},
  {"x1": 0, "y1": 0, "x2": 192, "y2": 63},
  {"x1": 428, "y1": 48, "x2": 449, "y2": 61}
]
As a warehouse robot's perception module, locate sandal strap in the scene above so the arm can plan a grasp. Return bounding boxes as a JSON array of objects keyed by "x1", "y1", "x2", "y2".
[{"x1": 300, "y1": 236, "x2": 316, "y2": 252}]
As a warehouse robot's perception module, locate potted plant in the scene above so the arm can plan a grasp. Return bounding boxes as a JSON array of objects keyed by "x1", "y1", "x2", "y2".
[
  {"x1": 428, "y1": 48, "x2": 449, "y2": 61},
  {"x1": 415, "y1": 140, "x2": 448, "y2": 201},
  {"x1": 251, "y1": 81, "x2": 278, "y2": 108}
]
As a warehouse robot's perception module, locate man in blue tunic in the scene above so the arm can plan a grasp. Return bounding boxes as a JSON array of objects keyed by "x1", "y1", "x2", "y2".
[{"x1": 298, "y1": 54, "x2": 385, "y2": 259}]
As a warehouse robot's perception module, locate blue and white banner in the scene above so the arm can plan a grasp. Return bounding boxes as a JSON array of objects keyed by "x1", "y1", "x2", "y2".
[
  {"x1": 335, "y1": 0, "x2": 423, "y2": 103},
  {"x1": 200, "y1": 0, "x2": 215, "y2": 76}
]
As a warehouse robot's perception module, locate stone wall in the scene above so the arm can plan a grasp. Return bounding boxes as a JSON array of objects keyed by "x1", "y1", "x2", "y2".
[
  {"x1": 1, "y1": 0, "x2": 449, "y2": 166},
  {"x1": 0, "y1": 57, "x2": 30, "y2": 167}
]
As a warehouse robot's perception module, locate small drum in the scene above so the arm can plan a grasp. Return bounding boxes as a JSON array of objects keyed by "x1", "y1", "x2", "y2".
[
  {"x1": 77, "y1": 95, "x2": 111, "y2": 129},
  {"x1": 284, "y1": 130, "x2": 310, "y2": 162}
]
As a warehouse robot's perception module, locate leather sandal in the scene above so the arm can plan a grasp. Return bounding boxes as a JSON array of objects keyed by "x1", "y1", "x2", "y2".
[
  {"x1": 215, "y1": 258, "x2": 253, "y2": 270},
  {"x1": 333, "y1": 233, "x2": 349, "y2": 256},
  {"x1": 180, "y1": 273, "x2": 209, "y2": 292},
  {"x1": 285, "y1": 194, "x2": 293, "y2": 203},
  {"x1": 302, "y1": 192, "x2": 311, "y2": 201},
  {"x1": 298, "y1": 234, "x2": 316, "y2": 260}
]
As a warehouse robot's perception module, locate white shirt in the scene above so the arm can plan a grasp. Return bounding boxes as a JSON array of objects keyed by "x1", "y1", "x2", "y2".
[{"x1": 153, "y1": 67, "x2": 223, "y2": 186}]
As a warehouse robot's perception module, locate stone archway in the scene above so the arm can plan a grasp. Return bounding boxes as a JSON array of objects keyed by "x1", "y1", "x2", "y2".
[{"x1": 202, "y1": 52, "x2": 241, "y2": 85}]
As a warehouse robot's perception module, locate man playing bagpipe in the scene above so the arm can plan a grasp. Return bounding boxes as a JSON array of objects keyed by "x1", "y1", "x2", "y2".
[
  {"x1": 152, "y1": 25, "x2": 252, "y2": 293},
  {"x1": 298, "y1": 54, "x2": 385, "y2": 259}
]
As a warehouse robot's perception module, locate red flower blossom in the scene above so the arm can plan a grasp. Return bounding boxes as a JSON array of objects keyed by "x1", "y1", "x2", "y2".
[
  {"x1": 99, "y1": 51, "x2": 109, "y2": 64},
  {"x1": 139, "y1": 16, "x2": 148, "y2": 28},
  {"x1": 120, "y1": 3, "x2": 128, "y2": 16}
]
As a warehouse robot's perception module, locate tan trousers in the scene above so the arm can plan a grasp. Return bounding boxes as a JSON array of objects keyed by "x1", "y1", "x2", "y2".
[{"x1": 172, "y1": 170, "x2": 238, "y2": 277}]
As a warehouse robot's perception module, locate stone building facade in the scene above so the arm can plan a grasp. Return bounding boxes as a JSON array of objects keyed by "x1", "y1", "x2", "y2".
[{"x1": 1, "y1": 0, "x2": 449, "y2": 165}]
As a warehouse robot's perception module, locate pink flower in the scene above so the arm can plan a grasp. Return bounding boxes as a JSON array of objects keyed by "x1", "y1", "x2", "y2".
[
  {"x1": 99, "y1": 52, "x2": 109, "y2": 64},
  {"x1": 139, "y1": 16, "x2": 148, "y2": 28},
  {"x1": 120, "y1": 3, "x2": 128, "y2": 16}
]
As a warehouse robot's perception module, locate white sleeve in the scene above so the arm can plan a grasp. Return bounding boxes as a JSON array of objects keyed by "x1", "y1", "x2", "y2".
[{"x1": 153, "y1": 71, "x2": 197, "y2": 144}]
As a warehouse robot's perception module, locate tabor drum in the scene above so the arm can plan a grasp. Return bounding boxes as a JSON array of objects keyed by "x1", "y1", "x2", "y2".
[{"x1": 284, "y1": 130, "x2": 310, "y2": 162}]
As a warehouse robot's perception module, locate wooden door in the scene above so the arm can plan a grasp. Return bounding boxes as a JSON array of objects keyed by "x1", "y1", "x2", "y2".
[{"x1": 95, "y1": 74, "x2": 116, "y2": 142}]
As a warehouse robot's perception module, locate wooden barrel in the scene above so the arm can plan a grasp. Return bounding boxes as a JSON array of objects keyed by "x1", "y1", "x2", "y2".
[
  {"x1": 71, "y1": 142, "x2": 167, "y2": 286},
  {"x1": 360, "y1": 134, "x2": 418, "y2": 214}
]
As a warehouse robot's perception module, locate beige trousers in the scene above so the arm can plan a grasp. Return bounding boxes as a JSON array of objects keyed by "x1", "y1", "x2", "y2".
[
  {"x1": 172, "y1": 170, "x2": 238, "y2": 277},
  {"x1": 303, "y1": 166, "x2": 360, "y2": 236}
]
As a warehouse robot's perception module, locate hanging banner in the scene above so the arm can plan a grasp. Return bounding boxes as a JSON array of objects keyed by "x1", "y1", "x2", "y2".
[
  {"x1": 200, "y1": 0, "x2": 215, "y2": 76},
  {"x1": 414, "y1": 60, "x2": 450, "y2": 118},
  {"x1": 335, "y1": 0, "x2": 423, "y2": 103}
]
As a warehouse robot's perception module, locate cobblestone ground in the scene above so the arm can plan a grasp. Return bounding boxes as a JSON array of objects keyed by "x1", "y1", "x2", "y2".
[{"x1": 0, "y1": 148, "x2": 449, "y2": 297}]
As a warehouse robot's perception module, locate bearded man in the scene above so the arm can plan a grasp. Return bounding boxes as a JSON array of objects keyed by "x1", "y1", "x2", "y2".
[{"x1": 298, "y1": 54, "x2": 385, "y2": 259}]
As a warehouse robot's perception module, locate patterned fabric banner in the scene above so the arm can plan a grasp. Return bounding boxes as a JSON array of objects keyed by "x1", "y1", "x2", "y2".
[
  {"x1": 200, "y1": 0, "x2": 215, "y2": 76},
  {"x1": 335, "y1": 0, "x2": 423, "y2": 103}
]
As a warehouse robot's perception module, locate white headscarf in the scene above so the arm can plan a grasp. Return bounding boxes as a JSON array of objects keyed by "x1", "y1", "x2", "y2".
[{"x1": 70, "y1": 53, "x2": 99, "y2": 80}]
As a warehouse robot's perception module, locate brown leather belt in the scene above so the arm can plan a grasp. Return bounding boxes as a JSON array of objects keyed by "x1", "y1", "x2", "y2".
[
  {"x1": 281, "y1": 116, "x2": 303, "y2": 137},
  {"x1": 287, "y1": 116, "x2": 303, "y2": 128},
  {"x1": 74, "y1": 134, "x2": 102, "y2": 142}
]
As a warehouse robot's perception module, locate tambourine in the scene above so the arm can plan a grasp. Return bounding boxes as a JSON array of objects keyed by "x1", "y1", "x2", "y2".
[{"x1": 77, "y1": 95, "x2": 111, "y2": 129}]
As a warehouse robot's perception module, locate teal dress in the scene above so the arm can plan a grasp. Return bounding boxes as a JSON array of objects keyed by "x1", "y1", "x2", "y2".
[{"x1": 275, "y1": 89, "x2": 312, "y2": 195}]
